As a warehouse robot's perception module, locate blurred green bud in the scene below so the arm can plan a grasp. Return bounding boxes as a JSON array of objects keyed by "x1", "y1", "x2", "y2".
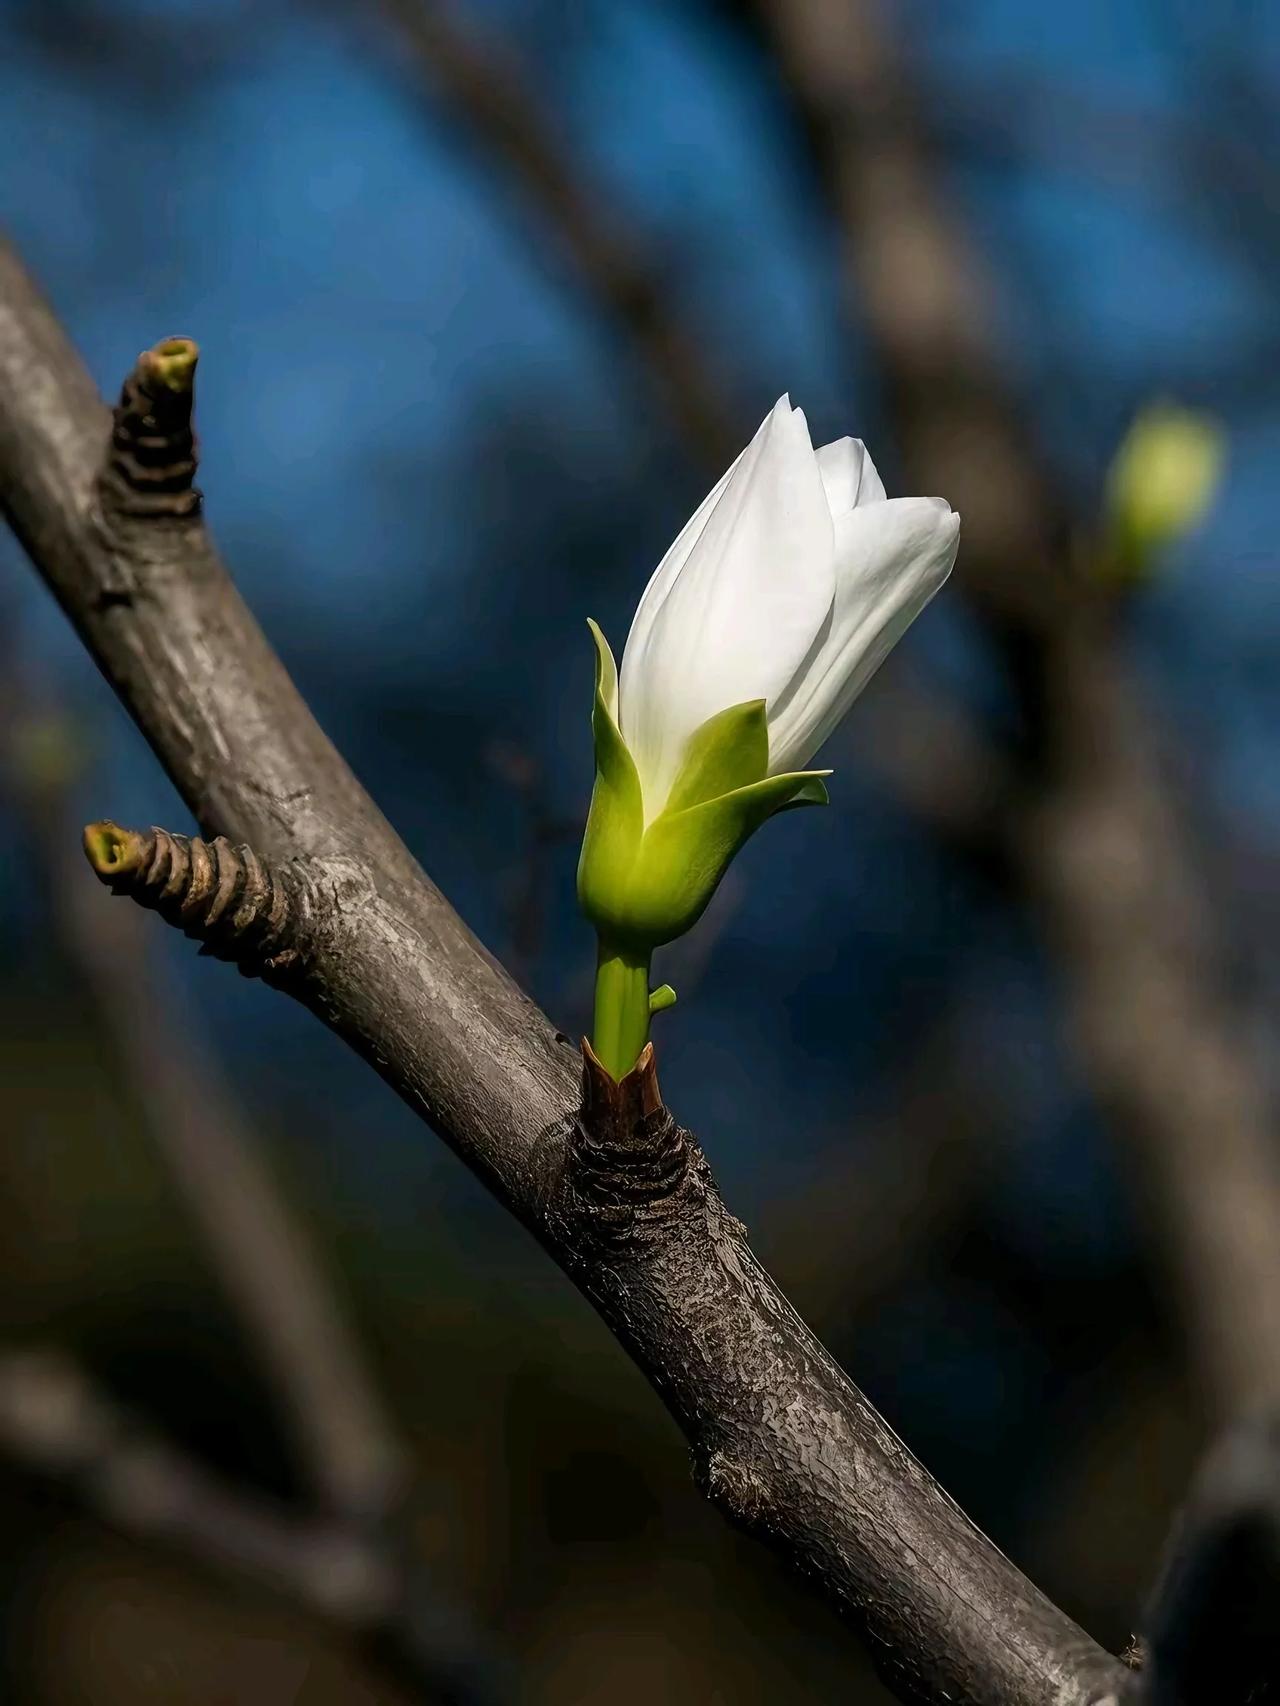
[
  {"x1": 9, "y1": 710, "x2": 85, "y2": 797},
  {"x1": 1103, "y1": 402, "x2": 1226, "y2": 582}
]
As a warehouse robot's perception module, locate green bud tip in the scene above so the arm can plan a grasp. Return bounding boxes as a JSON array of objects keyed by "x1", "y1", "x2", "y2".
[
  {"x1": 83, "y1": 820, "x2": 144, "y2": 879},
  {"x1": 143, "y1": 337, "x2": 199, "y2": 394}
]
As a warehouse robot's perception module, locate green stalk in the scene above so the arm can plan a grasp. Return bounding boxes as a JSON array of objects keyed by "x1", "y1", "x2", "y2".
[{"x1": 591, "y1": 938, "x2": 652, "y2": 1081}]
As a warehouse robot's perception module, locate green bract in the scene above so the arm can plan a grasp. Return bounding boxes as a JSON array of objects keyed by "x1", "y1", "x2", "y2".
[{"x1": 577, "y1": 621, "x2": 829, "y2": 951}]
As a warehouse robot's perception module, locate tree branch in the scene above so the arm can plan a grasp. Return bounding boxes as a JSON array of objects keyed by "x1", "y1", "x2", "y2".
[{"x1": 0, "y1": 241, "x2": 1129, "y2": 1706}]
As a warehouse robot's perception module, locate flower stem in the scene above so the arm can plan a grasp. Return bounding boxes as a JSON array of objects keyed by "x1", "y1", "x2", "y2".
[{"x1": 591, "y1": 938, "x2": 652, "y2": 1081}]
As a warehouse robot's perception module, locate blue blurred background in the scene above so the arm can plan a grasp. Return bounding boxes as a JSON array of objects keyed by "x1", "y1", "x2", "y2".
[{"x1": 1, "y1": 0, "x2": 1277, "y2": 1700}]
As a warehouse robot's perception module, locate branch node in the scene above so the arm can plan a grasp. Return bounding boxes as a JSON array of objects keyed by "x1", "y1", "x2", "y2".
[
  {"x1": 1119, "y1": 1636, "x2": 1146, "y2": 1671},
  {"x1": 98, "y1": 336, "x2": 202, "y2": 521},
  {"x1": 569, "y1": 1040, "x2": 693, "y2": 1243},
  {"x1": 82, "y1": 821, "x2": 306, "y2": 981},
  {"x1": 697, "y1": 1449, "x2": 773, "y2": 1533}
]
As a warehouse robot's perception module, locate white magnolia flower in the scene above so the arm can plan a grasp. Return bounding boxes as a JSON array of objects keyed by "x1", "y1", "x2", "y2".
[
  {"x1": 618, "y1": 394, "x2": 959, "y2": 821},
  {"x1": 578, "y1": 394, "x2": 959, "y2": 1078}
]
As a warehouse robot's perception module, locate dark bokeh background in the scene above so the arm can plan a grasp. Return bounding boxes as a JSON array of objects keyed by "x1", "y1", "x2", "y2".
[{"x1": 1, "y1": 0, "x2": 1277, "y2": 1700}]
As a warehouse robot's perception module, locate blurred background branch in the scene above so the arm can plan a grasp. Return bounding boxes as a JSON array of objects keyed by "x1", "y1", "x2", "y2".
[
  {"x1": 0, "y1": 1346, "x2": 505, "y2": 1706},
  {"x1": 0, "y1": 646, "x2": 504, "y2": 1703},
  {"x1": 1142, "y1": 1416, "x2": 1280, "y2": 1704},
  {"x1": 362, "y1": 0, "x2": 741, "y2": 465},
  {"x1": 745, "y1": 0, "x2": 1280, "y2": 1423},
  {"x1": 0, "y1": 1345, "x2": 394, "y2": 1625}
]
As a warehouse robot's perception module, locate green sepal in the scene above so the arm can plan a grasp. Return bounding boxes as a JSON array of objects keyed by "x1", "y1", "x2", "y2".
[
  {"x1": 648, "y1": 984, "x2": 678, "y2": 1014},
  {"x1": 662, "y1": 698, "x2": 768, "y2": 815},
  {"x1": 576, "y1": 621, "x2": 645, "y2": 939},
  {"x1": 577, "y1": 623, "x2": 832, "y2": 951},
  {"x1": 625, "y1": 768, "x2": 831, "y2": 945},
  {"x1": 775, "y1": 775, "x2": 830, "y2": 812}
]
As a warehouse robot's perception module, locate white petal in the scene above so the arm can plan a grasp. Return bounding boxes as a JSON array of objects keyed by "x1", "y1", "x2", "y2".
[
  {"x1": 619, "y1": 397, "x2": 836, "y2": 817},
  {"x1": 617, "y1": 453, "x2": 744, "y2": 690},
  {"x1": 815, "y1": 437, "x2": 887, "y2": 515},
  {"x1": 767, "y1": 497, "x2": 959, "y2": 774}
]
